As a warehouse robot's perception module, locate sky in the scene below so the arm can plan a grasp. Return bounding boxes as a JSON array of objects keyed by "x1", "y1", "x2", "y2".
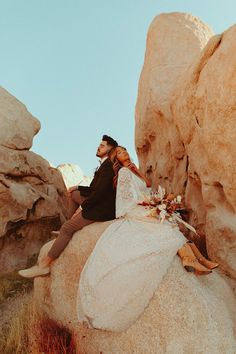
[{"x1": 0, "y1": 1, "x2": 235, "y2": 175}]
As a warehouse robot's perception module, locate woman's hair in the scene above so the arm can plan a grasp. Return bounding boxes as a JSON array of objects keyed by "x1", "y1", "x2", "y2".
[{"x1": 108, "y1": 146, "x2": 127, "y2": 188}]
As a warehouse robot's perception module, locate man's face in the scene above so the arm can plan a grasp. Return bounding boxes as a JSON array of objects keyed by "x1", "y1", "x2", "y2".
[{"x1": 96, "y1": 140, "x2": 110, "y2": 158}]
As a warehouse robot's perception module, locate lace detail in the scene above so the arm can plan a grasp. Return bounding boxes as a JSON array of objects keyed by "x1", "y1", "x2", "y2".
[{"x1": 116, "y1": 168, "x2": 142, "y2": 218}]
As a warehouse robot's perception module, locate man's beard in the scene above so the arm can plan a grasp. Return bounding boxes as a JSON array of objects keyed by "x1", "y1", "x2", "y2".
[{"x1": 96, "y1": 151, "x2": 106, "y2": 158}]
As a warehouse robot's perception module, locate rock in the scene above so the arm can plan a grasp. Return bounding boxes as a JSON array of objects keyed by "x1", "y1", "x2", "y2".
[
  {"x1": 135, "y1": 12, "x2": 213, "y2": 194},
  {"x1": 135, "y1": 13, "x2": 236, "y2": 278},
  {"x1": 34, "y1": 223, "x2": 236, "y2": 354},
  {"x1": 34, "y1": 222, "x2": 113, "y2": 323},
  {"x1": 0, "y1": 87, "x2": 40, "y2": 150},
  {"x1": 57, "y1": 163, "x2": 92, "y2": 188},
  {"x1": 0, "y1": 145, "x2": 68, "y2": 273},
  {"x1": 172, "y1": 26, "x2": 236, "y2": 278},
  {"x1": 0, "y1": 89, "x2": 68, "y2": 273}
]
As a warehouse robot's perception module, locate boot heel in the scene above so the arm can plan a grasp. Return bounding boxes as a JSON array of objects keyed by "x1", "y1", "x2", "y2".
[
  {"x1": 188, "y1": 242, "x2": 219, "y2": 270},
  {"x1": 184, "y1": 265, "x2": 195, "y2": 273},
  {"x1": 178, "y1": 244, "x2": 213, "y2": 276}
]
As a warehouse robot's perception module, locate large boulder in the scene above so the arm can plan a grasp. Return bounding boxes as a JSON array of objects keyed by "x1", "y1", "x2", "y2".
[
  {"x1": 135, "y1": 13, "x2": 213, "y2": 193},
  {"x1": 0, "y1": 87, "x2": 40, "y2": 150},
  {"x1": 172, "y1": 26, "x2": 236, "y2": 278},
  {"x1": 34, "y1": 222, "x2": 236, "y2": 353},
  {"x1": 135, "y1": 13, "x2": 236, "y2": 278},
  {"x1": 0, "y1": 88, "x2": 68, "y2": 273}
]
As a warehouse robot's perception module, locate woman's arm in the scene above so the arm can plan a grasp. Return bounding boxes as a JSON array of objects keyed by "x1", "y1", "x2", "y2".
[
  {"x1": 137, "y1": 170, "x2": 151, "y2": 187},
  {"x1": 127, "y1": 163, "x2": 151, "y2": 187},
  {"x1": 136, "y1": 169, "x2": 151, "y2": 187}
]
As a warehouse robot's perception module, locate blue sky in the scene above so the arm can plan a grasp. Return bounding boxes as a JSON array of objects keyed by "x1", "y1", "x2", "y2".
[{"x1": 0, "y1": 1, "x2": 235, "y2": 175}]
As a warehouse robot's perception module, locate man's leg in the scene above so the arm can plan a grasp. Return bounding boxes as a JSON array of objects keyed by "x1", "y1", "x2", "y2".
[
  {"x1": 18, "y1": 210, "x2": 95, "y2": 278},
  {"x1": 47, "y1": 210, "x2": 94, "y2": 260},
  {"x1": 68, "y1": 190, "x2": 86, "y2": 219}
]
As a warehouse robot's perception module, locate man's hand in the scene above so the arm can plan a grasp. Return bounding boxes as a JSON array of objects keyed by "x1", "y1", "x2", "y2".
[
  {"x1": 67, "y1": 185, "x2": 78, "y2": 197},
  {"x1": 68, "y1": 185, "x2": 78, "y2": 193},
  {"x1": 71, "y1": 207, "x2": 82, "y2": 219}
]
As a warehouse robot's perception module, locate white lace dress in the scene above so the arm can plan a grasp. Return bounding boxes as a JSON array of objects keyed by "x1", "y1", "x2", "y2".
[{"x1": 77, "y1": 167, "x2": 186, "y2": 332}]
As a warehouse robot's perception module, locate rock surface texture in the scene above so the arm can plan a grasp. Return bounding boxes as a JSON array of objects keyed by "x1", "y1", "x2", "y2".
[
  {"x1": 0, "y1": 87, "x2": 67, "y2": 273},
  {"x1": 135, "y1": 13, "x2": 236, "y2": 278},
  {"x1": 34, "y1": 222, "x2": 236, "y2": 354}
]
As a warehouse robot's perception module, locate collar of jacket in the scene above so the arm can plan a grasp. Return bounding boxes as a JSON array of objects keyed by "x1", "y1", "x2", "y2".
[{"x1": 99, "y1": 156, "x2": 108, "y2": 165}]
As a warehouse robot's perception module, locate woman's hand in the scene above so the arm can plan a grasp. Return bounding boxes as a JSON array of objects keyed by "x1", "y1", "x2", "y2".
[
  {"x1": 127, "y1": 162, "x2": 139, "y2": 173},
  {"x1": 127, "y1": 163, "x2": 151, "y2": 187}
]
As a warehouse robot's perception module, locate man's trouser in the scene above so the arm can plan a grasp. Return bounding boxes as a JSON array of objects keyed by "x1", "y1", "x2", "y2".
[{"x1": 47, "y1": 190, "x2": 94, "y2": 259}]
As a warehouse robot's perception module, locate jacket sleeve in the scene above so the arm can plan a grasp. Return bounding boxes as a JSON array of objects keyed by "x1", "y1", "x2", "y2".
[
  {"x1": 77, "y1": 185, "x2": 91, "y2": 197},
  {"x1": 81, "y1": 165, "x2": 114, "y2": 211}
]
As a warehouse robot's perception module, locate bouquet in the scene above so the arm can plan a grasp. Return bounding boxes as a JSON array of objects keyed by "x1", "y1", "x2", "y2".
[{"x1": 138, "y1": 185, "x2": 197, "y2": 234}]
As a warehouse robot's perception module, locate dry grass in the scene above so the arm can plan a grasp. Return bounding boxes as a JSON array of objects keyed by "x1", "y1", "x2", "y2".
[
  {"x1": 31, "y1": 313, "x2": 77, "y2": 354},
  {"x1": 0, "y1": 297, "x2": 34, "y2": 354},
  {"x1": 1, "y1": 296, "x2": 76, "y2": 354},
  {"x1": 0, "y1": 271, "x2": 33, "y2": 305},
  {"x1": 0, "y1": 272, "x2": 76, "y2": 354}
]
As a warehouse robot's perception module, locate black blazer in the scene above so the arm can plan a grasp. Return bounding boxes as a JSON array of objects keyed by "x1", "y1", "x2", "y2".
[{"x1": 78, "y1": 159, "x2": 116, "y2": 221}]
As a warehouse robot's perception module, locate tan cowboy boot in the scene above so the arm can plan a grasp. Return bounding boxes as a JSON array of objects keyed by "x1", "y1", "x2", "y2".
[
  {"x1": 187, "y1": 241, "x2": 219, "y2": 270},
  {"x1": 177, "y1": 243, "x2": 212, "y2": 275}
]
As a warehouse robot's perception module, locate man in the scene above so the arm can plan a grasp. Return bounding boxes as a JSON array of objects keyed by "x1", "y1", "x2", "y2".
[
  {"x1": 69, "y1": 135, "x2": 118, "y2": 222},
  {"x1": 19, "y1": 135, "x2": 118, "y2": 278}
]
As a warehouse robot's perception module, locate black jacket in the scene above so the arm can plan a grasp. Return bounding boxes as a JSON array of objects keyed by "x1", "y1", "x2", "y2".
[{"x1": 78, "y1": 159, "x2": 116, "y2": 221}]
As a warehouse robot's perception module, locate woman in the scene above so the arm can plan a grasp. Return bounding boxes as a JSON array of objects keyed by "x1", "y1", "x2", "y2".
[
  {"x1": 109, "y1": 146, "x2": 151, "y2": 188},
  {"x1": 77, "y1": 146, "x2": 218, "y2": 332}
]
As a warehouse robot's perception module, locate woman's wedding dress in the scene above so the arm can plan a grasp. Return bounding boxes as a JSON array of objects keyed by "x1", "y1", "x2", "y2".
[{"x1": 77, "y1": 167, "x2": 186, "y2": 332}]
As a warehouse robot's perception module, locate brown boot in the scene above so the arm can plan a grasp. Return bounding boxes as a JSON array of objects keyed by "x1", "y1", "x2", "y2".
[
  {"x1": 177, "y1": 243, "x2": 212, "y2": 275},
  {"x1": 187, "y1": 241, "x2": 219, "y2": 270}
]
